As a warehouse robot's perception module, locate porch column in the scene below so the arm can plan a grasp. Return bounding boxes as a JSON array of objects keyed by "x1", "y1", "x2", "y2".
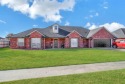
[
  {"x1": 89, "y1": 39, "x2": 91, "y2": 48},
  {"x1": 58, "y1": 38, "x2": 59, "y2": 48},
  {"x1": 44, "y1": 38, "x2": 45, "y2": 49},
  {"x1": 53, "y1": 38, "x2": 54, "y2": 48},
  {"x1": 111, "y1": 39, "x2": 113, "y2": 48},
  {"x1": 91, "y1": 39, "x2": 94, "y2": 48},
  {"x1": 89, "y1": 37, "x2": 93, "y2": 48}
]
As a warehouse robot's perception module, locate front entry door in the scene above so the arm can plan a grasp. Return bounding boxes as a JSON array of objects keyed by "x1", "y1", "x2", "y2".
[
  {"x1": 71, "y1": 38, "x2": 78, "y2": 47},
  {"x1": 31, "y1": 38, "x2": 41, "y2": 48},
  {"x1": 54, "y1": 39, "x2": 58, "y2": 48}
]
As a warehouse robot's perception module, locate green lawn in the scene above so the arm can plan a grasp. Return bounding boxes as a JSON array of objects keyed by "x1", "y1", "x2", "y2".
[
  {"x1": 1, "y1": 69, "x2": 125, "y2": 84},
  {"x1": 0, "y1": 48, "x2": 125, "y2": 70}
]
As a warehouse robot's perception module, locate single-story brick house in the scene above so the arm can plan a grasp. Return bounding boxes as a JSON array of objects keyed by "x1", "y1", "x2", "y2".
[{"x1": 9, "y1": 24, "x2": 115, "y2": 49}]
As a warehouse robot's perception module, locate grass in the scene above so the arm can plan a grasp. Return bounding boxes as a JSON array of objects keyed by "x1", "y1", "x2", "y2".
[
  {"x1": 1, "y1": 69, "x2": 125, "y2": 84},
  {"x1": 0, "y1": 48, "x2": 125, "y2": 70}
]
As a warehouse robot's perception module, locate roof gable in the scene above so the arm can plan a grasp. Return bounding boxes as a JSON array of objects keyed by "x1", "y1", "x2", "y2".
[
  {"x1": 87, "y1": 27, "x2": 114, "y2": 38},
  {"x1": 67, "y1": 30, "x2": 82, "y2": 37},
  {"x1": 27, "y1": 30, "x2": 44, "y2": 37},
  {"x1": 87, "y1": 27, "x2": 102, "y2": 38}
]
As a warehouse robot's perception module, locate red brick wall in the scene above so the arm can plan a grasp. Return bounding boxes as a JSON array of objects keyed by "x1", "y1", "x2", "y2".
[
  {"x1": 41, "y1": 38, "x2": 44, "y2": 49},
  {"x1": 10, "y1": 31, "x2": 44, "y2": 49},
  {"x1": 68, "y1": 31, "x2": 81, "y2": 38},
  {"x1": 79, "y1": 37, "x2": 83, "y2": 48},
  {"x1": 92, "y1": 28, "x2": 114, "y2": 39},
  {"x1": 30, "y1": 31, "x2": 42, "y2": 38},
  {"x1": 45, "y1": 38, "x2": 52, "y2": 48},
  {"x1": 65, "y1": 31, "x2": 84, "y2": 48},
  {"x1": 29, "y1": 31, "x2": 44, "y2": 49},
  {"x1": 59, "y1": 38, "x2": 65, "y2": 48},
  {"x1": 25, "y1": 38, "x2": 30, "y2": 49},
  {"x1": 65, "y1": 38, "x2": 70, "y2": 48},
  {"x1": 83, "y1": 39, "x2": 88, "y2": 47},
  {"x1": 10, "y1": 38, "x2": 18, "y2": 49}
]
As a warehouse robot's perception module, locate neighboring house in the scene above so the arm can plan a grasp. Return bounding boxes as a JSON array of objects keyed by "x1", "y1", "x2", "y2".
[
  {"x1": 113, "y1": 28, "x2": 125, "y2": 39},
  {"x1": 113, "y1": 28, "x2": 125, "y2": 43},
  {"x1": 0, "y1": 38, "x2": 10, "y2": 48},
  {"x1": 9, "y1": 24, "x2": 115, "y2": 49}
]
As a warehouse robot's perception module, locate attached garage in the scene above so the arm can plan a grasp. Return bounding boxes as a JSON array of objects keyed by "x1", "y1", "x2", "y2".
[
  {"x1": 93, "y1": 39, "x2": 111, "y2": 47},
  {"x1": 31, "y1": 38, "x2": 41, "y2": 48},
  {"x1": 71, "y1": 38, "x2": 78, "y2": 47}
]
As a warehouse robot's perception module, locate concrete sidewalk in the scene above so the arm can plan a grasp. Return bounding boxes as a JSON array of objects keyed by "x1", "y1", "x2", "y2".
[{"x1": 0, "y1": 61, "x2": 125, "y2": 82}]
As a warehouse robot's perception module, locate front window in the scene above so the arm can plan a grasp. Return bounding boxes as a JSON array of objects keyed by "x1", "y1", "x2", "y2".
[{"x1": 18, "y1": 38, "x2": 24, "y2": 46}]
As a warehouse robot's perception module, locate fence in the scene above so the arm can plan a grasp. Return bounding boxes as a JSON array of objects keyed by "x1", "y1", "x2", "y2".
[{"x1": 0, "y1": 39, "x2": 10, "y2": 48}]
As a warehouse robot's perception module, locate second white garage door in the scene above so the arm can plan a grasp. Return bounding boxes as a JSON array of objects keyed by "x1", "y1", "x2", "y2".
[
  {"x1": 31, "y1": 38, "x2": 41, "y2": 48},
  {"x1": 71, "y1": 38, "x2": 78, "y2": 47}
]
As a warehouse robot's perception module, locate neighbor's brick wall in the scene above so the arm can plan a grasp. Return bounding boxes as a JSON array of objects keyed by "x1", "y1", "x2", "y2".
[{"x1": 10, "y1": 38, "x2": 18, "y2": 49}]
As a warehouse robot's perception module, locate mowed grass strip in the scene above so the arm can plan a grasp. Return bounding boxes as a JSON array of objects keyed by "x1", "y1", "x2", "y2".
[
  {"x1": 0, "y1": 48, "x2": 125, "y2": 70},
  {"x1": 1, "y1": 69, "x2": 125, "y2": 84}
]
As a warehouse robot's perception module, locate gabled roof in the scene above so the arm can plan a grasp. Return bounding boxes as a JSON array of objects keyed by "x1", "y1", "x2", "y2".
[
  {"x1": 11, "y1": 28, "x2": 42, "y2": 38},
  {"x1": 87, "y1": 27, "x2": 104, "y2": 38},
  {"x1": 11, "y1": 24, "x2": 90, "y2": 38},
  {"x1": 87, "y1": 27, "x2": 115, "y2": 38},
  {"x1": 112, "y1": 28, "x2": 125, "y2": 38}
]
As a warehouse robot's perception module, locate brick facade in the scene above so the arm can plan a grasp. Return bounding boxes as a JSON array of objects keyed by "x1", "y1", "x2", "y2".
[
  {"x1": 92, "y1": 28, "x2": 114, "y2": 39},
  {"x1": 25, "y1": 38, "x2": 30, "y2": 49},
  {"x1": 10, "y1": 28, "x2": 115, "y2": 49},
  {"x1": 90, "y1": 28, "x2": 114, "y2": 48},
  {"x1": 10, "y1": 38, "x2": 18, "y2": 49},
  {"x1": 65, "y1": 31, "x2": 84, "y2": 48},
  {"x1": 30, "y1": 31, "x2": 42, "y2": 38}
]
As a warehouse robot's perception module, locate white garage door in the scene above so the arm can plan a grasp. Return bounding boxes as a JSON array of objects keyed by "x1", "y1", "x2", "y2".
[
  {"x1": 71, "y1": 38, "x2": 78, "y2": 47},
  {"x1": 31, "y1": 38, "x2": 41, "y2": 48}
]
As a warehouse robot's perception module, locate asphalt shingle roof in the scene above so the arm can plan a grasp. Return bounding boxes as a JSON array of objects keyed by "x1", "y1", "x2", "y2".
[
  {"x1": 112, "y1": 28, "x2": 125, "y2": 38},
  {"x1": 10, "y1": 24, "x2": 124, "y2": 38},
  {"x1": 11, "y1": 25, "x2": 90, "y2": 38}
]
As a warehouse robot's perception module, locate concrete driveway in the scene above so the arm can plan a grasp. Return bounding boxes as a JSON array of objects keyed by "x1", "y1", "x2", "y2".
[{"x1": 0, "y1": 61, "x2": 125, "y2": 82}]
